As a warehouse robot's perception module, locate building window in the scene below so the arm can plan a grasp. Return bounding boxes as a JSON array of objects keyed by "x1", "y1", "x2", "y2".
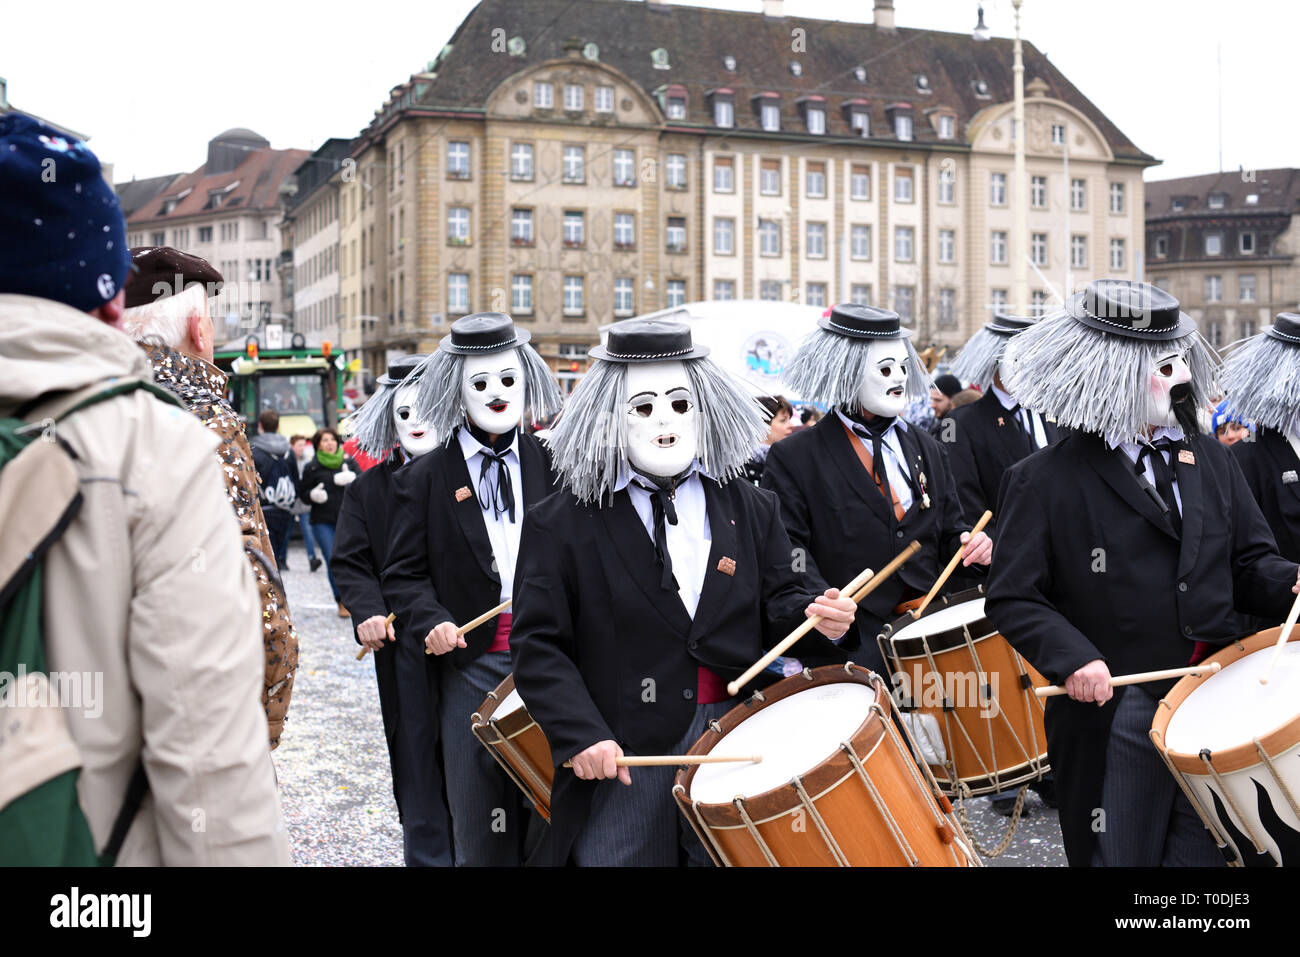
[
  {"x1": 806, "y1": 282, "x2": 827, "y2": 307},
  {"x1": 895, "y1": 114, "x2": 913, "y2": 141},
  {"x1": 1171, "y1": 198, "x2": 1185, "y2": 212},
  {"x1": 806, "y1": 222, "x2": 827, "y2": 259},
  {"x1": 667, "y1": 95, "x2": 687, "y2": 120},
  {"x1": 1208, "y1": 193, "x2": 1226, "y2": 210},
  {"x1": 713, "y1": 280, "x2": 736, "y2": 300},
  {"x1": 563, "y1": 84, "x2": 584, "y2": 111},
  {"x1": 806, "y1": 106, "x2": 826, "y2": 135},
  {"x1": 595, "y1": 85, "x2": 614, "y2": 113},
  {"x1": 1206, "y1": 320, "x2": 1223, "y2": 347},
  {"x1": 759, "y1": 219, "x2": 781, "y2": 257},
  {"x1": 894, "y1": 166, "x2": 913, "y2": 203},
  {"x1": 895, "y1": 226, "x2": 914, "y2": 262},
  {"x1": 614, "y1": 277, "x2": 634, "y2": 316},
  {"x1": 759, "y1": 281, "x2": 783, "y2": 301},
  {"x1": 938, "y1": 288, "x2": 956, "y2": 326},
  {"x1": 1110, "y1": 238, "x2": 1126, "y2": 271},
  {"x1": 667, "y1": 280, "x2": 686, "y2": 308},
  {"x1": 1071, "y1": 178, "x2": 1086, "y2": 210},
  {"x1": 850, "y1": 108, "x2": 870, "y2": 136},
  {"x1": 1239, "y1": 274, "x2": 1257, "y2": 302},
  {"x1": 1240, "y1": 231, "x2": 1256, "y2": 255},
  {"x1": 714, "y1": 97, "x2": 735, "y2": 128},
  {"x1": 714, "y1": 217, "x2": 734, "y2": 255},
  {"x1": 991, "y1": 172, "x2": 1007, "y2": 206},
  {"x1": 666, "y1": 216, "x2": 687, "y2": 253},
  {"x1": 991, "y1": 231, "x2": 1008, "y2": 265},
  {"x1": 938, "y1": 229, "x2": 955, "y2": 264},
  {"x1": 760, "y1": 159, "x2": 781, "y2": 196},
  {"x1": 851, "y1": 164, "x2": 871, "y2": 201},
  {"x1": 511, "y1": 274, "x2": 533, "y2": 314},
  {"x1": 1239, "y1": 319, "x2": 1258, "y2": 339},
  {"x1": 612, "y1": 149, "x2": 636, "y2": 187},
  {"x1": 614, "y1": 213, "x2": 635, "y2": 250},
  {"x1": 1031, "y1": 290, "x2": 1050, "y2": 316},
  {"x1": 1031, "y1": 232, "x2": 1048, "y2": 266},
  {"x1": 1031, "y1": 175, "x2": 1047, "y2": 208},
  {"x1": 448, "y1": 141, "x2": 470, "y2": 179},
  {"x1": 511, "y1": 208, "x2": 533, "y2": 245},
  {"x1": 990, "y1": 289, "x2": 1008, "y2": 311},
  {"x1": 938, "y1": 168, "x2": 955, "y2": 204},
  {"x1": 851, "y1": 284, "x2": 872, "y2": 306},
  {"x1": 563, "y1": 275, "x2": 584, "y2": 316},
  {"x1": 1205, "y1": 231, "x2": 1223, "y2": 256},
  {"x1": 1071, "y1": 234, "x2": 1087, "y2": 268},
  {"x1": 448, "y1": 273, "x2": 469, "y2": 314},
  {"x1": 534, "y1": 82, "x2": 553, "y2": 109},
  {"x1": 894, "y1": 285, "x2": 915, "y2": 321},
  {"x1": 563, "y1": 146, "x2": 585, "y2": 183},
  {"x1": 761, "y1": 101, "x2": 781, "y2": 132},
  {"x1": 1109, "y1": 181, "x2": 1126, "y2": 214},
  {"x1": 198, "y1": 226, "x2": 212, "y2": 243},
  {"x1": 447, "y1": 206, "x2": 470, "y2": 244},
  {"x1": 938, "y1": 115, "x2": 955, "y2": 140},
  {"x1": 511, "y1": 142, "x2": 534, "y2": 181},
  {"x1": 563, "y1": 210, "x2": 585, "y2": 247},
  {"x1": 806, "y1": 161, "x2": 826, "y2": 198},
  {"x1": 1052, "y1": 123, "x2": 1065, "y2": 145},
  {"x1": 851, "y1": 224, "x2": 872, "y2": 260},
  {"x1": 1154, "y1": 234, "x2": 1168, "y2": 258},
  {"x1": 713, "y1": 157, "x2": 734, "y2": 193},
  {"x1": 666, "y1": 154, "x2": 687, "y2": 189}
]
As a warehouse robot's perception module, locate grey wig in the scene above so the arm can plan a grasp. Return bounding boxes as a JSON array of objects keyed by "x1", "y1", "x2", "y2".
[
  {"x1": 782, "y1": 329, "x2": 931, "y2": 410},
  {"x1": 1221, "y1": 333, "x2": 1300, "y2": 435},
  {"x1": 950, "y1": 325, "x2": 1011, "y2": 391},
  {"x1": 547, "y1": 357, "x2": 768, "y2": 505},
  {"x1": 1003, "y1": 310, "x2": 1219, "y2": 447},
  {"x1": 344, "y1": 367, "x2": 425, "y2": 459},
  {"x1": 411, "y1": 343, "x2": 562, "y2": 442}
]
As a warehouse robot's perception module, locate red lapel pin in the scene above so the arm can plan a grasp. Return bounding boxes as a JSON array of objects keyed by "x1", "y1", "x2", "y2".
[
  {"x1": 1178, "y1": 450, "x2": 1196, "y2": 466},
  {"x1": 717, "y1": 557, "x2": 737, "y2": 576},
  {"x1": 455, "y1": 486, "x2": 473, "y2": 502}
]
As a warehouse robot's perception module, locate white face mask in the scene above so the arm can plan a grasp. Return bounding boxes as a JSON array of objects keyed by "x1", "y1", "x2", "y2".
[
  {"x1": 625, "y1": 361, "x2": 699, "y2": 479},
  {"x1": 392, "y1": 381, "x2": 438, "y2": 458},
  {"x1": 461, "y1": 349, "x2": 525, "y2": 434},
  {"x1": 856, "y1": 339, "x2": 910, "y2": 418},
  {"x1": 1146, "y1": 351, "x2": 1192, "y2": 429},
  {"x1": 996, "y1": 355, "x2": 1014, "y2": 390}
]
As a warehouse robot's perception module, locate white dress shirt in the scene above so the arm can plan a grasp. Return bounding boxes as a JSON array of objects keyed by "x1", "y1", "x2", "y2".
[
  {"x1": 458, "y1": 427, "x2": 523, "y2": 604},
  {"x1": 990, "y1": 382, "x2": 1048, "y2": 451},
  {"x1": 1112, "y1": 426, "x2": 1184, "y2": 516},
  {"x1": 836, "y1": 409, "x2": 914, "y2": 511},
  {"x1": 618, "y1": 467, "x2": 711, "y2": 618}
]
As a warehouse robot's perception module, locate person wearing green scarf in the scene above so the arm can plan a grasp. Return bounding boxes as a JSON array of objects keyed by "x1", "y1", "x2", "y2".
[{"x1": 297, "y1": 428, "x2": 361, "y2": 617}]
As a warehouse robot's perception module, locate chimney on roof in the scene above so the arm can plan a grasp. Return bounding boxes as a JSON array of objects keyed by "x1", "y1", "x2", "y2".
[
  {"x1": 563, "y1": 36, "x2": 584, "y2": 58},
  {"x1": 874, "y1": 0, "x2": 896, "y2": 31},
  {"x1": 762, "y1": 0, "x2": 783, "y2": 17}
]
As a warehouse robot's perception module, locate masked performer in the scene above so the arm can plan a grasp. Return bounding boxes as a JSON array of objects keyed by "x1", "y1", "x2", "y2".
[
  {"x1": 332, "y1": 355, "x2": 453, "y2": 866},
  {"x1": 383, "y1": 313, "x2": 562, "y2": 866},
  {"x1": 761, "y1": 303, "x2": 991, "y2": 674},
  {"x1": 509, "y1": 319, "x2": 856, "y2": 866},
  {"x1": 985, "y1": 280, "x2": 1300, "y2": 867}
]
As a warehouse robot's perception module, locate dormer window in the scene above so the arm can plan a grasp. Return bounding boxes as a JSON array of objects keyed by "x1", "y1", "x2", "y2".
[
  {"x1": 844, "y1": 99, "x2": 870, "y2": 137},
  {"x1": 798, "y1": 96, "x2": 826, "y2": 135},
  {"x1": 1208, "y1": 192, "x2": 1226, "y2": 209},
  {"x1": 664, "y1": 84, "x2": 688, "y2": 121},
  {"x1": 885, "y1": 103, "x2": 914, "y2": 142},
  {"x1": 161, "y1": 198, "x2": 179, "y2": 215},
  {"x1": 973, "y1": 79, "x2": 990, "y2": 98},
  {"x1": 711, "y1": 90, "x2": 735, "y2": 128},
  {"x1": 1171, "y1": 198, "x2": 1185, "y2": 212},
  {"x1": 723, "y1": 55, "x2": 736, "y2": 72},
  {"x1": 854, "y1": 66, "x2": 867, "y2": 83},
  {"x1": 790, "y1": 62, "x2": 802, "y2": 77},
  {"x1": 937, "y1": 114, "x2": 955, "y2": 140},
  {"x1": 915, "y1": 74, "x2": 931, "y2": 93},
  {"x1": 1246, "y1": 193, "x2": 1259, "y2": 205},
  {"x1": 753, "y1": 93, "x2": 781, "y2": 132}
]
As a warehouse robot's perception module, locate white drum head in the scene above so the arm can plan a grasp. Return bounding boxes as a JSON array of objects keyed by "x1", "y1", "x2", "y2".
[
  {"x1": 1164, "y1": 643, "x2": 1300, "y2": 754},
  {"x1": 497, "y1": 686, "x2": 526, "y2": 718},
  {"x1": 689, "y1": 681, "x2": 876, "y2": 804},
  {"x1": 889, "y1": 597, "x2": 987, "y2": 643}
]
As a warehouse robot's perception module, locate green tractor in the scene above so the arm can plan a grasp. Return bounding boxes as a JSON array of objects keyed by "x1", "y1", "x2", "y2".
[{"x1": 214, "y1": 331, "x2": 351, "y2": 438}]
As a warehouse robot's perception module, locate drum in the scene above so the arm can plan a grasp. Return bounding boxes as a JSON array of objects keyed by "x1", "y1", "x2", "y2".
[
  {"x1": 877, "y1": 586, "x2": 1050, "y2": 797},
  {"x1": 470, "y1": 673, "x2": 554, "y2": 821},
  {"x1": 1149, "y1": 627, "x2": 1300, "y2": 867},
  {"x1": 672, "y1": 663, "x2": 980, "y2": 867}
]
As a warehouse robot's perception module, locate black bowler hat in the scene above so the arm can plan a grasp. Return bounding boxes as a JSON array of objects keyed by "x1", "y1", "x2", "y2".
[
  {"x1": 376, "y1": 353, "x2": 428, "y2": 386},
  {"x1": 589, "y1": 319, "x2": 709, "y2": 363},
  {"x1": 986, "y1": 311, "x2": 1037, "y2": 336},
  {"x1": 818, "y1": 303, "x2": 913, "y2": 340},
  {"x1": 1265, "y1": 313, "x2": 1300, "y2": 346},
  {"x1": 1064, "y1": 280, "x2": 1195, "y2": 341},
  {"x1": 437, "y1": 312, "x2": 531, "y2": 355}
]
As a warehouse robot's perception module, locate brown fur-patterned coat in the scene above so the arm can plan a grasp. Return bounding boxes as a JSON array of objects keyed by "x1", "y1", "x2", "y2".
[{"x1": 139, "y1": 341, "x2": 298, "y2": 749}]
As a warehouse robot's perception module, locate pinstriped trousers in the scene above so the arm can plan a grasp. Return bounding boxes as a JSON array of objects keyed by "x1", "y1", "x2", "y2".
[
  {"x1": 1092, "y1": 686, "x2": 1226, "y2": 867},
  {"x1": 572, "y1": 699, "x2": 734, "y2": 867}
]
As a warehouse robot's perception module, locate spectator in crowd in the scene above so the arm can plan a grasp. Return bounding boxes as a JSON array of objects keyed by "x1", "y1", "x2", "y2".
[
  {"x1": 950, "y1": 389, "x2": 982, "y2": 411},
  {"x1": 1212, "y1": 398, "x2": 1251, "y2": 447},
  {"x1": 250, "y1": 409, "x2": 296, "y2": 568},
  {"x1": 290, "y1": 434, "x2": 323, "y2": 572},
  {"x1": 799, "y1": 406, "x2": 821, "y2": 427},
  {"x1": 742, "y1": 394, "x2": 794, "y2": 486},
  {"x1": 930, "y1": 373, "x2": 963, "y2": 425},
  {"x1": 299, "y1": 427, "x2": 360, "y2": 617}
]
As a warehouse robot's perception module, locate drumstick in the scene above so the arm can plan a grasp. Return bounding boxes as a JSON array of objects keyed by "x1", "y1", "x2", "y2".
[
  {"x1": 1035, "y1": 662, "x2": 1221, "y2": 698},
  {"x1": 851, "y1": 540, "x2": 922, "y2": 604},
  {"x1": 911, "y1": 510, "x2": 993, "y2": 619},
  {"x1": 562, "y1": 753, "x2": 762, "y2": 769},
  {"x1": 424, "y1": 599, "x2": 513, "y2": 655},
  {"x1": 1260, "y1": 589, "x2": 1300, "y2": 685},
  {"x1": 725, "y1": 565, "x2": 877, "y2": 697},
  {"x1": 355, "y1": 613, "x2": 397, "y2": 660}
]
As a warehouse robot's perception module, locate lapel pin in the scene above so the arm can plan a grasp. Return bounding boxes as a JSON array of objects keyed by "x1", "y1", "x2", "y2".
[
  {"x1": 1284, "y1": 470, "x2": 1298, "y2": 485},
  {"x1": 997, "y1": 416, "x2": 1005, "y2": 427},
  {"x1": 1178, "y1": 450, "x2": 1196, "y2": 466},
  {"x1": 918, "y1": 471, "x2": 931, "y2": 509},
  {"x1": 455, "y1": 486, "x2": 473, "y2": 502},
  {"x1": 717, "y1": 557, "x2": 737, "y2": 577}
]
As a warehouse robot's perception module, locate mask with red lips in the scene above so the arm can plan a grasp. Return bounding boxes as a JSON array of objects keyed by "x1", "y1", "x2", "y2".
[
  {"x1": 461, "y1": 350, "x2": 525, "y2": 434},
  {"x1": 855, "y1": 339, "x2": 910, "y2": 418},
  {"x1": 392, "y1": 381, "x2": 438, "y2": 457},
  {"x1": 625, "y1": 361, "x2": 699, "y2": 479}
]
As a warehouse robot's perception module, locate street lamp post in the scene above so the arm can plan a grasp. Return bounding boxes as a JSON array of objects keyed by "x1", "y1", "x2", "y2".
[{"x1": 1011, "y1": 0, "x2": 1029, "y2": 314}]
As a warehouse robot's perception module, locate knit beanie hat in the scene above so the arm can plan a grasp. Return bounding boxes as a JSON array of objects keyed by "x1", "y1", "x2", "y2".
[{"x1": 0, "y1": 113, "x2": 130, "y2": 312}]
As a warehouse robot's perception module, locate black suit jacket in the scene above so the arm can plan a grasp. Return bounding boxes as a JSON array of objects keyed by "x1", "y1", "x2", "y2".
[
  {"x1": 761, "y1": 413, "x2": 973, "y2": 652},
  {"x1": 986, "y1": 430, "x2": 1296, "y2": 865},
  {"x1": 333, "y1": 454, "x2": 405, "y2": 636},
  {"x1": 945, "y1": 390, "x2": 1062, "y2": 538},
  {"x1": 509, "y1": 477, "x2": 845, "y2": 864},
  {"x1": 1232, "y1": 428, "x2": 1300, "y2": 564},
  {"x1": 383, "y1": 429, "x2": 557, "y2": 667}
]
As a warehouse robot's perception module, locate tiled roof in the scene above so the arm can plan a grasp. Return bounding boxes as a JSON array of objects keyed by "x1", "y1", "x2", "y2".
[
  {"x1": 1145, "y1": 168, "x2": 1300, "y2": 218},
  {"x1": 114, "y1": 173, "x2": 185, "y2": 219},
  {"x1": 382, "y1": 0, "x2": 1151, "y2": 163},
  {"x1": 128, "y1": 144, "x2": 309, "y2": 225}
]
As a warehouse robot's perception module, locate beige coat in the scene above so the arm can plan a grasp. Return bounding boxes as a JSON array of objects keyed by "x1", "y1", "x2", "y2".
[{"x1": 0, "y1": 294, "x2": 291, "y2": 865}]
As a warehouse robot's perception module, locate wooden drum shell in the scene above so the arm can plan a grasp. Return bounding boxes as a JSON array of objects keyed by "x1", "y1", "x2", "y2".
[{"x1": 471, "y1": 673, "x2": 555, "y2": 821}]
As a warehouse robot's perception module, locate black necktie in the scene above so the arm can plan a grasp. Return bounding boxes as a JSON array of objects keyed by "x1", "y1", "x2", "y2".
[
  {"x1": 633, "y1": 470, "x2": 684, "y2": 593},
  {"x1": 851, "y1": 416, "x2": 897, "y2": 505},
  {"x1": 1136, "y1": 440, "x2": 1181, "y2": 535},
  {"x1": 478, "y1": 447, "x2": 516, "y2": 523},
  {"x1": 1006, "y1": 403, "x2": 1036, "y2": 450}
]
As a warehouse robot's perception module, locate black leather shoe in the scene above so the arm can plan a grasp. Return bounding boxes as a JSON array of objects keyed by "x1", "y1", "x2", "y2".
[{"x1": 310, "y1": 557, "x2": 323, "y2": 572}]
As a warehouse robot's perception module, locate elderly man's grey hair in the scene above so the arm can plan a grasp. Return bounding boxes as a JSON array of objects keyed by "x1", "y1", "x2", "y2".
[
  {"x1": 782, "y1": 328, "x2": 931, "y2": 410},
  {"x1": 411, "y1": 343, "x2": 562, "y2": 441},
  {"x1": 120, "y1": 283, "x2": 208, "y2": 348},
  {"x1": 1003, "y1": 310, "x2": 1220, "y2": 447},
  {"x1": 547, "y1": 357, "x2": 768, "y2": 505},
  {"x1": 1222, "y1": 334, "x2": 1300, "y2": 436},
  {"x1": 344, "y1": 367, "x2": 426, "y2": 459},
  {"x1": 950, "y1": 326, "x2": 1012, "y2": 391}
]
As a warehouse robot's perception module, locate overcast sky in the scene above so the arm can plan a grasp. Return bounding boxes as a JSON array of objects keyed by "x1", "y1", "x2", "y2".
[{"x1": 3, "y1": 0, "x2": 1293, "y2": 184}]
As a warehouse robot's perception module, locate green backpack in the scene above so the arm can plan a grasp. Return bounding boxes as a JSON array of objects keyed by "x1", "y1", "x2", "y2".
[{"x1": 0, "y1": 378, "x2": 179, "y2": 865}]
